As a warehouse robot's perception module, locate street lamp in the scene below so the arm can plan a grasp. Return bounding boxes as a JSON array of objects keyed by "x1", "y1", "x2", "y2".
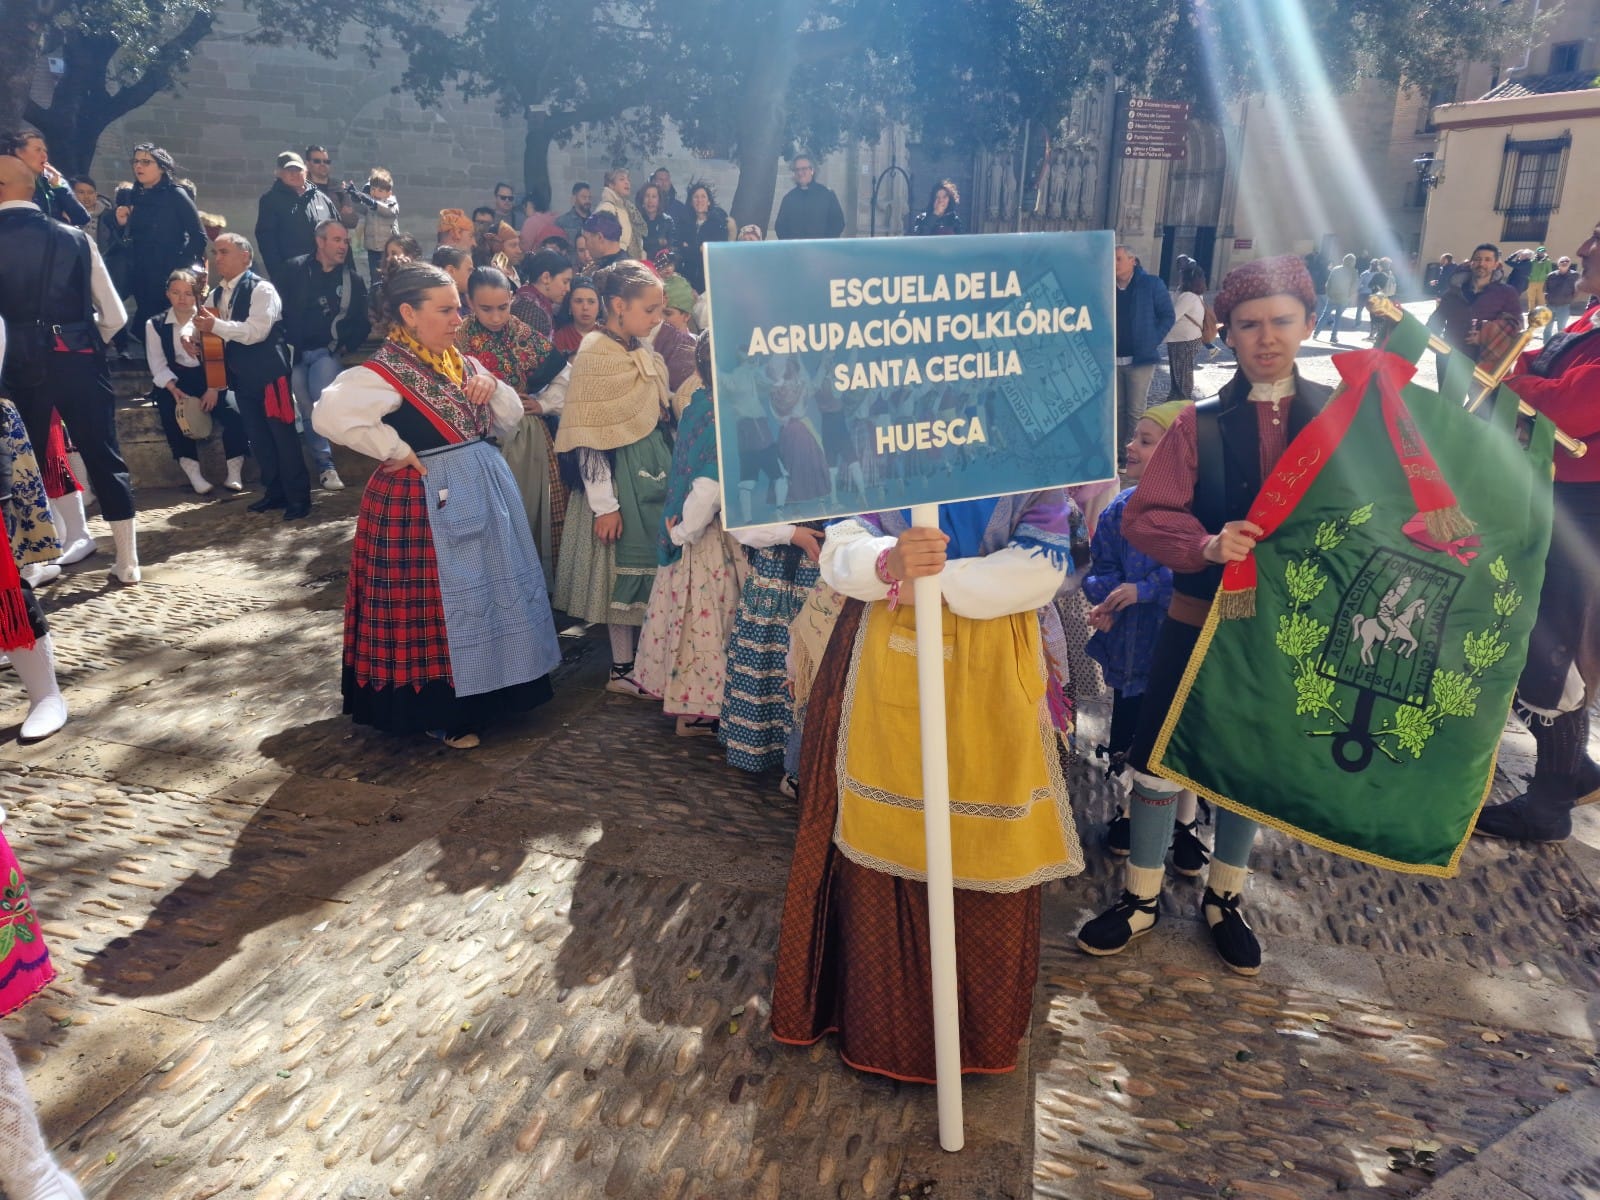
[{"x1": 1413, "y1": 152, "x2": 1445, "y2": 190}]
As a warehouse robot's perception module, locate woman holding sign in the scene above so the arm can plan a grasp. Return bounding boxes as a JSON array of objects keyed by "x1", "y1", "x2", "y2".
[{"x1": 770, "y1": 495, "x2": 1086, "y2": 1082}]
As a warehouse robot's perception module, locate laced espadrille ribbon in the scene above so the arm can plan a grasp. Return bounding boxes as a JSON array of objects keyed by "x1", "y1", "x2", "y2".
[{"x1": 1215, "y1": 349, "x2": 1468, "y2": 620}]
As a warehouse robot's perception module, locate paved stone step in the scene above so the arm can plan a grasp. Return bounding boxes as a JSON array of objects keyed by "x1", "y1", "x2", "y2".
[{"x1": 1410, "y1": 1089, "x2": 1600, "y2": 1200}]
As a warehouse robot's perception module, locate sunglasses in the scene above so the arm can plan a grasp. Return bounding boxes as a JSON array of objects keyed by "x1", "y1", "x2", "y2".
[
  {"x1": 309, "y1": 157, "x2": 331, "y2": 165},
  {"x1": 496, "y1": 194, "x2": 514, "y2": 201}
]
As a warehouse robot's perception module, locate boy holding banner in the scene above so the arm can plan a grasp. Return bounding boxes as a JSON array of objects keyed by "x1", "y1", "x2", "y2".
[{"x1": 1077, "y1": 256, "x2": 1329, "y2": 975}]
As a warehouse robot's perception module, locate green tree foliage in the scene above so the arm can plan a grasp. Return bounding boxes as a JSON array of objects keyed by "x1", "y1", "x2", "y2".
[
  {"x1": 2, "y1": 0, "x2": 1528, "y2": 213},
  {"x1": 1, "y1": 0, "x2": 430, "y2": 174}
]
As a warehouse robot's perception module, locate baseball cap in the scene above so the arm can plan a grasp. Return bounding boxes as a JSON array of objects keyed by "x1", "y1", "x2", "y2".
[{"x1": 277, "y1": 151, "x2": 306, "y2": 171}]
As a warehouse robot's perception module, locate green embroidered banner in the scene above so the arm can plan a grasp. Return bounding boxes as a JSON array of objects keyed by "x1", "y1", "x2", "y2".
[{"x1": 1150, "y1": 328, "x2": 1556, "y2": 875}]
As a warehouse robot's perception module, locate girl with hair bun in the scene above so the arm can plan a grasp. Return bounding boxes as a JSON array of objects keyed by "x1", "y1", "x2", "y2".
[
  {"x1": 312, "y1": 261, "x2": 562, "y2": 749},
  {"x1": 552, "y1": 260, "x2": 675, "y2": 697}
]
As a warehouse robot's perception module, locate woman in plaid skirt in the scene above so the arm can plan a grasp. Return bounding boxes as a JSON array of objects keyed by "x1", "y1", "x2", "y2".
[{"x1": 313, "y1": 262, "x2": 563, "y2": 749}]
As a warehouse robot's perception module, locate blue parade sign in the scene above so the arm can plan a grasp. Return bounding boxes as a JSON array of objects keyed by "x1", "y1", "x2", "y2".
[{"x1": 704, "y1": 231, "x2": 1117, "y2": 529}]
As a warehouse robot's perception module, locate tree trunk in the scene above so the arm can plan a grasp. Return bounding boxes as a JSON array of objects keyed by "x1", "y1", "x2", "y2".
[
  {"x1": 24, "y1": 13, "x2": 212, "y2": 176},
  {"x1": 26, "y1": 32, "x2": 117, "y2": 174},
  {"x1": 727, "y1": 0, "x2": 810, "y2": 232},
  {"x1": 522, "y1": 113, "x2": 556, "y2": 211},
  {"x1": 0, "y1": 0, "x2": 50, "y2": 137}
]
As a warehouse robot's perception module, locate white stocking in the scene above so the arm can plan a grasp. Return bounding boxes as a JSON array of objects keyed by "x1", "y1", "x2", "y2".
[
  {"x1": 0, "y1": 1037, "x2": 82, "y2": 1200},
  {"x1": 607, "y1": 623, "x2": 637, "y2": 667}
]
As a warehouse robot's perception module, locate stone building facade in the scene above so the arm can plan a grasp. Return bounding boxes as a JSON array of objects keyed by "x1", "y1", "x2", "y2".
[{"x1": 78, "y1": 0, "x2": 876, "y2": 266}]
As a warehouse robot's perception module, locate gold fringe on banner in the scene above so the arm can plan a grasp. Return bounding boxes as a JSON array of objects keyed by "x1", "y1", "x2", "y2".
[
  {"x1": 1423, "y1": 505, "x2": 1476, "y2": 543},
  {"x1": 1214, "y1": 588, "x2": 1256, "y2": 621}
]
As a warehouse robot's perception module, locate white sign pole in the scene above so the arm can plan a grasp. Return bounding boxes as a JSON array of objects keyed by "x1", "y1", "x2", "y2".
[{"x1": 909, "y1": 501, "x2": 964, "y2": 1152}]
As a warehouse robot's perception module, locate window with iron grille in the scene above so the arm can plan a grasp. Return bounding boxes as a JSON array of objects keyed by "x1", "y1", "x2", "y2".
[{"x1": 1494, "y1": 131, "x2": 1570, "y2": 242}]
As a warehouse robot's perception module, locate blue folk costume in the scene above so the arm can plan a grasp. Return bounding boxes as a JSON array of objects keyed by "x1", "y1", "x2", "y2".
[{"x1": 1084, "y1": 487, "x2": 1174, "y2": 696}]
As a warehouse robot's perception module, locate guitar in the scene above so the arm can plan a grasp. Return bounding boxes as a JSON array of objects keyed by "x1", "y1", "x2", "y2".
[{"x1": 196, "y1": 307, "x2": 228, "y2": 392}]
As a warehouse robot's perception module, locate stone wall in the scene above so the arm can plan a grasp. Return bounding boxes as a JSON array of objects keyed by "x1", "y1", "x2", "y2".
[
  {"x1": 88, "y1": 3, "x2": 522, "y2": 255},
  {"x1": 82, "y1": 0, "x2": 873, "y2": 257}
]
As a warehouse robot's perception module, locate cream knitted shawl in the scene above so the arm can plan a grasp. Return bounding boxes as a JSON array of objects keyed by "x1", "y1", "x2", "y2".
[{"x1": 553, "y1": 330, "x2": 670, "y2": 452}]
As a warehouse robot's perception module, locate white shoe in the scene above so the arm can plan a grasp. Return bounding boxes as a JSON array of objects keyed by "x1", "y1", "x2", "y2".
[
  {"x1": 48, "y1": 493, "x2": 95, "y2": 565},
  {"x1": 179, "y1": 457, "x2": 214, "y2": 495},
  {"x1": 224, "y1": 456, "x2": 246, "y2": 491},
  {"x1": 10, "y1": 634, "x2": 67, "y2": 744},
  {"x1": 19, "y1": 563, "x2": 60, "y2": 587},
  {"x1": 319, "y1": 468, "x2": 345, "y2": 491},
  {"x1": 110, "y1": 518, "x2": 140, "y2": 584}
]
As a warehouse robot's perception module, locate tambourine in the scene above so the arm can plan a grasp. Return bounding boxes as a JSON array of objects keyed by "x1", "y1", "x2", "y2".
[{"x1": 176, "y1": 392, "x2": 214, "y2": 440}]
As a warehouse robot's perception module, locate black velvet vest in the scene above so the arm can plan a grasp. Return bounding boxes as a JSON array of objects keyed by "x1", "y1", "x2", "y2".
[{"x1": 1172, "y1": 370, "x2": 1333, "y2": 601}]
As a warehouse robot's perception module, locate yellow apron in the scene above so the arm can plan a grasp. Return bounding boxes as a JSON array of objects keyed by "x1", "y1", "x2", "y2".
[{"x1": 834, "y1": 600, "x2": 1084, "y2": 892}]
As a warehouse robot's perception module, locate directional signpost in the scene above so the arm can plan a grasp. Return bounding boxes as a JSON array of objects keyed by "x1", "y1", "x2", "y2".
[{"x1": 1123, "y1": 97, "x2": 1190, "y2": 160}]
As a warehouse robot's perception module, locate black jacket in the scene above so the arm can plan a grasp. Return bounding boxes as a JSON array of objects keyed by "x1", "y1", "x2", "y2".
[
  {"x1": 913, "y1": 208, "x2": 962, "y2": 236},
  {"x1": 123, "y1": 177, "x2": 206, "y2": 286},
  {"x1": 682, "y1": 207, "x2": 729, "y2": 292},
  {"x1": 277, "y1": 253, "x2": 370, "y2": 355},
  {"x1": 643, "y1": 212, "x2": 678, "y2": 258},
  {"x1": 774, "y1": 183, "x2": 845, "y2": 240},
  {"x1": 254, "y1": 180, "x2": 340, "y2": 281}
]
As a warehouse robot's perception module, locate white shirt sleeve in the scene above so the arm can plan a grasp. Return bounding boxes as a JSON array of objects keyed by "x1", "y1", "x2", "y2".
[
  {"x1": 212, "y1": 279, "x2": 281, "y2": 346},
  {"x1": 88, "y1": 239, "x2": 127, "y2": 344},
  {"x1": 580, "y1": 449, "x2": 618, "y2": 516},
  {"x1": 732, "y1": 522, "x2": 797, "y2": 549},
  {"x1": 312, "y1": 365, "x2": 409, "y2": 463},
  {"x1": 939, "y1": 546, "x2": 1068, "y2": 619},
  {"x1": 669, "y1": 477, "x2": 721, "y2": 545},
  {"x1": 479, "y1": 365, "x2": 524, "y2": 439},
  {"x1": 536, "y1": 361, "x2": 571, "y2": 414},
  {"x1": 146, "y1": 319, "x2": 177, "y2": 390},
  {"x1": 820, "y1": 520, "x2": 896, "y2": 601}
]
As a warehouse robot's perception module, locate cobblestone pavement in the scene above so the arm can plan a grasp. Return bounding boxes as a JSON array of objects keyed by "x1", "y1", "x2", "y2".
[{"x1": 0, "y1": 366, "x2": 1595, "y2": 1198}]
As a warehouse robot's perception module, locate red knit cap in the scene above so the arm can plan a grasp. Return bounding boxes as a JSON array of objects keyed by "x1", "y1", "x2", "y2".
[{"x1": 1213, "y1": 255, "x2": 1317, "y2": 326}]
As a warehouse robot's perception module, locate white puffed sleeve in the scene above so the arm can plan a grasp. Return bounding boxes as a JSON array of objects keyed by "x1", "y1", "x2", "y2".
[
  {"x1": 481, "y1": 368, "x2": 525, "y2": 440},
  {"x1": 535, "y1": 361, "x2": 571, "y2": 414},
  {"x1": 819, "y1": 519, "x2": 896, "y2": 602},
  {"x1": 312, "y1": 365, "x2": 408, "y2": 463},
  {"x1": 579, "y1": 449, "x2": 618, "y2": 516},
  {"x1": 940, "y1": 547, "x2": 1068, "y2": 619},
  {"x1": 731, "y1": 522, "x2": 797, "y2": 549},
  {"x1": 669, "y1": 477, "x2": 721, "y2": 546}
]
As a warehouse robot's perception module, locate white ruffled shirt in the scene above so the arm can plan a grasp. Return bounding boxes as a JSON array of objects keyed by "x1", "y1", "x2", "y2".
[{"x1": 312, "y1": 358, "x2": 522, "y2": 463}]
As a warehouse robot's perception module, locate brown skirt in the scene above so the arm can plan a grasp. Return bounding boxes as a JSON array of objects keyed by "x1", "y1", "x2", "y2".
[{"x1": 769, "y1": 599, "x2": 1041, "y2": 1084}]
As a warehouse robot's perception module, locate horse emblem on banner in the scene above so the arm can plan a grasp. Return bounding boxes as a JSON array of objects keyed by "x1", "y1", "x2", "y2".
[{"x1": 1265, "y1": 499, "x2": 1515, "y2": 775}]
